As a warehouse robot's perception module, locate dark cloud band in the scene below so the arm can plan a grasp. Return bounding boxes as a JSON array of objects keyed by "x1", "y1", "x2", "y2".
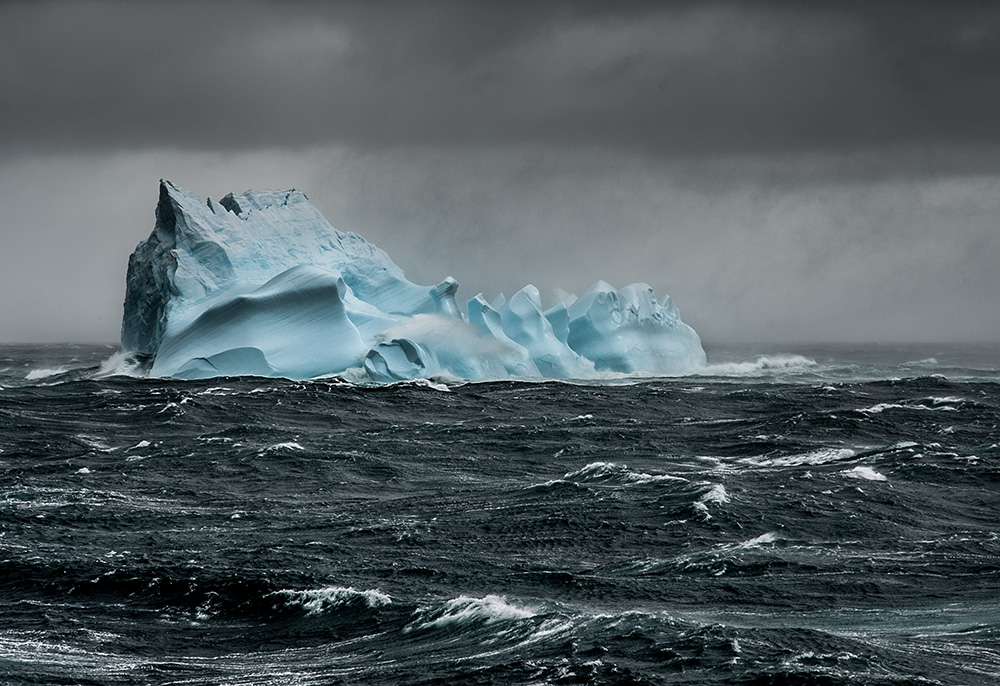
[{"x1": 2, "y1": 0, "x2": 999, "y2": 157}]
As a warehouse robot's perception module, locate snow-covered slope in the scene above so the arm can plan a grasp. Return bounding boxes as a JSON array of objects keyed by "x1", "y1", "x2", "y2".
[{"x1": 121, "y1": 181, "x2": 706, "y2": 380}]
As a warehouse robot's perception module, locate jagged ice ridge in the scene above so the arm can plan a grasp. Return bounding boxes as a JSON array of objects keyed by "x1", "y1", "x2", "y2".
[{"x1": 121, "y1": 181, "x2": 706, "y2": 381}]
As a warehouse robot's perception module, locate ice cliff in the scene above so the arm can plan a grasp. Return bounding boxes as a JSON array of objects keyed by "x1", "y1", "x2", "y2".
[{"x1": 121, "y1": 181, "x2": 706, "y2": 381}]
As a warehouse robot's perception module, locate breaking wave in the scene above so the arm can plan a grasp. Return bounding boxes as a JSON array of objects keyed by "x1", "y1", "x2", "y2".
[
  {"x1": 276, "y1": 586, "x2": 393, "y2": 615},
  {"x1": 406, "y1": 595, "x2": 538, "y2": 632}
]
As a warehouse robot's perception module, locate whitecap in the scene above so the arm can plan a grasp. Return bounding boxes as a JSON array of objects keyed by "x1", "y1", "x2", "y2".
[
  {"x1": 200, "y1": 387, "x2": 235, "y2": 396},
  {"x1": 926, "y1": 396, "x2": 964, "y2": 406},
  {"x1": 740, "y1": 448, "x2": 855, "y2": 468},
  {"x1": 699, "y1": 354, "x2": 817, "y2": 377},
  {"x1": 93, "y1": 351, "x2": 147, "y2": 378},
  {"x1": 733, "y1": 531, "x2": 778, "y2": 548},
  {"x1": 698, "y1": 483, "x2": 730, "y2": 504},
  {"x1": 391, "y1": 378, "x2": 451, "y2": 392},
  {"x1": 859, "y1": 403, "x2": 908, "y2": 414},
  {"x1": 691, "y1": 482, "x2": 731, "y2": 520},
  {"x1": 843, "y1": 466, "x2": 887, "y2": 481},
  {"x1": 407, "y1": 595, "x2": 536, "y2": 632},
  {"x1": 559, "y1": 461, "x2": 687, "y2": 486},
  {"x1": 692, "y1": 501, "x2": 712, "y2": 519},
  {"x1": 25, "y1": 367, "x2": 69, "y2": 380},
  {"x1": 860, "y1": 398, "x2": 961, "y2": 414},
  {"x1": 276, "y1": 586, "x2": 392, "y2": 615},
  {"x1": 262, "y1": 442, "x2": 305, "y2": 453},
  {"x1": 76, "y1": 435, "x2": 116, "y2": 453}
]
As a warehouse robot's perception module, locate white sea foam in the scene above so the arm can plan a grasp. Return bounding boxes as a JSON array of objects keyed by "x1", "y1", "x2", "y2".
[
  {"x1": 699, "y1": 483, "x2": 730, "y2": 504},
  {"x1": 25, "y1": 367, "x2": 69, "y2": 380},
  {"x1": 559, "y1": 462, "x2": 687, "y2": 486},
  {"x1": 390, "y1": 378, "x2": 451, "y2": 392},
  {"x1": 860, "y1": 403, "x2": 907, "y2": 414},
  {"x1": 693, "y1": 483, "x2": 731, "y2": 520},
  {"x1": 843, "y1": 466, "x2": 888, "y2": 481},
  {"x1": 927, "y1": 396, "x2": 964, "y2": 406},
  {"x1": 643, "y1": 531, "x2": 782, "y2": 574},
  {"x1": 200, "y1": 387, "x2": 235, "y2": 396},
  {"x1": 76, "y1": 435, "x2": 116, "y2": 453},
  {"x1": 407, "y1": 595, "x2": 537, "y2": 632},
  {"x1": 861, "y1": 397, "x2": 962, "y2": 414},
  {"x1": 262, "y1": 442, "x2": 305, "y2": 453},
  {"x1": 0, "y1": 632, "x2": 140, "y2": 675},
  {"x1": 681, "y1": 417, "x2": 743, "y2": 426},
  {"x1": 740, "y1": 448, "x2": 855, "y2": 468},
  {"x1": 277, "y1": 586, "x2": 392, "y2": 615},
  {"x1": 737, "y1": 532, "x2": 779, "y2": 548},
  {"x1": 93, "y1": 351, "x2": 147, "y2": 378},
  {"x1": 699, "y1": 354, "x2": 817, "y2": 377}
]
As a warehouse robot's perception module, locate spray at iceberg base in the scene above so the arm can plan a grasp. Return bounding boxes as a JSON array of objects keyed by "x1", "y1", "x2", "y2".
[{"x1": 120, "y1": 181, "x2": 706, "y2": 382}]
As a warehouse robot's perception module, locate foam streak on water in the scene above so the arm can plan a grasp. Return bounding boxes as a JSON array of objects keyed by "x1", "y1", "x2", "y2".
[{"x1": 0, "y1": 342, "x2": 997, "y2": 685}]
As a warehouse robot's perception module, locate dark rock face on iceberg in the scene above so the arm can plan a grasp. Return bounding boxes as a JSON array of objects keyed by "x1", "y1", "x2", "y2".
[
  {"x1": 121, "y1": 182, "x2": 185, "y2": 359},
  {"x1": 121, "y1": 181, "x2": 706, "y2": 380}
]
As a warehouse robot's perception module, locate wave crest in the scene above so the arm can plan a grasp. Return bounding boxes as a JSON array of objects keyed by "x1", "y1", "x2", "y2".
[
  {"x1": 275, "y1": 586, "x2": 392, "y2": 615},
  {"x1": 406, "y1": 595, "x2": 536, "y2": 632},
  {"x1": 700, "y1": 354, "x2": 817, "y2": 377},
  {"x1": 559, "y1": 462, "x2": 687, "y2": 486}
]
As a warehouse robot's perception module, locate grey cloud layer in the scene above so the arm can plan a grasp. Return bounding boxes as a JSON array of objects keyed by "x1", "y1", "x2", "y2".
[
  {"x1": 3, "y1": 1, "x2": 1000, "y2": 158},
  {"x1": 1, "y1": 1, "x2": 998, "y2": 343}
]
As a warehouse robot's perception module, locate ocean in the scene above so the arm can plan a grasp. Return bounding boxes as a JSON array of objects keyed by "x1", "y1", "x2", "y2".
[{"x1": 0, "y1": 342, "x2": 997, "y2": 685}]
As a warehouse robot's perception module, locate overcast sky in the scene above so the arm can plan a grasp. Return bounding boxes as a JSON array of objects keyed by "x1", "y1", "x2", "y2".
[{"x1": 1, "y1": 0, "x2": 998, "y2": 344}]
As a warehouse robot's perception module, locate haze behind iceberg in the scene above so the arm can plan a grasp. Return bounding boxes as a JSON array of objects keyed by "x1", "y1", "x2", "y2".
[{"x1": 121, "y1": 181, "x2": 706, "y2": 382}]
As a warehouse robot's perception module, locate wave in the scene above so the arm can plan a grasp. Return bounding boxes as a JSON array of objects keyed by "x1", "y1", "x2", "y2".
[
  {"x1": 623, "y1": 531, "x2": 784, "y2": 576},
  {"x1": 275, "y1": 586, "x2": 392, "y2": 615},
  {"x1": 405, "y1": 595, "x2": 537, "y2": 633},
  {"x1": 858, "y1": 396, "x2": 965, "y2": 415},
  {"x1": 557, "y1": 461, "x2": 688, "y2": 487},
  {"x1": 24, "y1": 367, "x2": 71, "y2": 380},
  {"x1": 739, "y1": 448, "x2": 856, "y2": 468},
  {"x1": 93, "y1": 351, "x2": 149, "y2": 378},
  {"x1": 842, "y1": 466, "x2": 888, "y2": 481},
  {"x1": 698, "y1": 354, "x2": 818, "y2": 377},
  {"x1": 699, "y1": 483, "x2": 730, "y2": 505},
  {"x1": 260, "y1": 441, "x2": 306, "y2": 454}
]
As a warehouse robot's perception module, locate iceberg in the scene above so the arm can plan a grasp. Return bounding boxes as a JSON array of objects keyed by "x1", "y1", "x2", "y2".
[{"x1": 121, "y1": 181, "x2": 706, "y2": 381}]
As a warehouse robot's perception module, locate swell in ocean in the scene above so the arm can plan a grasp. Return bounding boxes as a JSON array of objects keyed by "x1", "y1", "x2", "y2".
[{"x1": 0, "y1": 342, "x2": 998, "y2": 685}]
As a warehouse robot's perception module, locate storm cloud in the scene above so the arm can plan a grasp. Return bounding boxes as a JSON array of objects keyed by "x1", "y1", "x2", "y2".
[
  {"x1": 4, "y1": 0, "x2": 1000, "y2": 155},
  {"x1": 1, "y1": 1, "x2": 998, "y2": 343}
]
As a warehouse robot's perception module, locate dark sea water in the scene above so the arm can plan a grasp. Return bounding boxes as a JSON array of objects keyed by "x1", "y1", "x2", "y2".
[{"x1": 1, "y1": 342, "x2": 998, "y2": 685}]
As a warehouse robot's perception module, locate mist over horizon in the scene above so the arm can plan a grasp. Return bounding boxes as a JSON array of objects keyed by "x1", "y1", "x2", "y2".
[{"x1": 2, "y1": 1, "x2": 999, "y2": 345}]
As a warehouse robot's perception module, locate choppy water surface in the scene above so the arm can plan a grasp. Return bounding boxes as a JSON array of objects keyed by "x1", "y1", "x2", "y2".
[{"x1": 0, "y1": 343, "x2": 998, "y2": 685}]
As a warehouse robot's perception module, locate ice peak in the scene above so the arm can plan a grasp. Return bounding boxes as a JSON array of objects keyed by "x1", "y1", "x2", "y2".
[{"x1": 220, "y1": 188, "x2": 310, "y2": 216}]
